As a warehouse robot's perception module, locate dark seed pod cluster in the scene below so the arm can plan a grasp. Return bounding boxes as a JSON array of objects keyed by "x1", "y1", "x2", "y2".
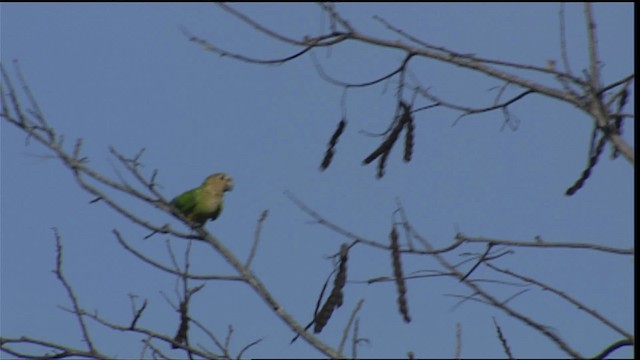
[{"x1": 363, "y1": 101, "x2": 415, "y2": 178}]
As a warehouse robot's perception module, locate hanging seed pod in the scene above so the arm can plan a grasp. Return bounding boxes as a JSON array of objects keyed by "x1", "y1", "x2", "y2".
[
  {"x1": 363, "y1": 136, "x2": 392, "y2": 165},
  {"x1": 566, "y1": 134, "x2": 607, "y2": 196},
  {"x1": 314, "y1": 244, "x2": 349, "y2": 333},
  {"x1": 364, "y1": 101, "x2": 413, "y2": 178},
  {"x1": 320, "y1": 149, "x2": 335, "y2": 171},
  {"x1": 390, "y1": 225, "x2": 411, "y2": 322},
  {"x1": 329, "y1": 118, "x2": 347, "y2": 146},
  {"x1": 320, "y1": 118, "x2": 347, "y2": 171},
  {"x1": 314, "y1": 295, "x2": 335, "y2": 333},
  {"x1": 377, "y1": 150, "x2": 389, "y2": 179},
  {"x1": 333, "y1": 244, "x2": 349, "y2": 308},
  {"x1": 403, "y1": 110, "x2": 414, "y2": 163},
  {"x1": 363, "y1": 102, "x2": 408, "y2": 165}
]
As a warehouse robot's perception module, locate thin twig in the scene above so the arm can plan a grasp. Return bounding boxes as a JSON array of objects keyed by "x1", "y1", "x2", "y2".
[
  {"x1": 246, "y1": 209, "x2": 269, "y2": 268},
  {"x1": 338, "y1": 299, "x2": 365, "y2": 354},
  {"x1": 486, "y1": 263, "x2": 633, "y2": 340},
  {"x1": 584, "y1": 3, "x2": 601, "y2": 90},
  {"x1": 286, "y1": 191, "x2": 633, "y2": 256},
  {"x1": 399, "y1": 202, "x2": 583, "y2": 357},
  {"x1": 52, "y1": 228, "x2": 98, "y2": 355},
  {"x1": 460, "y1": 243, "x2": 493, "y2": 281},
  {"x1": 216, "y1": 3, "x2": 305, "y2": 46},
  {"x1": 236, "y1": 337, "x2": 264, "y2": 359},
  {"x1": 558, "y1": 3, "x2": 574, "y2": 77},
  {"x1": 115, "y1": 230, "x2": 243, "y2": 281}
]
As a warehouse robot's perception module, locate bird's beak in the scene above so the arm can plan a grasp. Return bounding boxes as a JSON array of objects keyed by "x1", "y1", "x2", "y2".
[{"x1": 225, "y1": 179, "x2": 234, "y2": 191}]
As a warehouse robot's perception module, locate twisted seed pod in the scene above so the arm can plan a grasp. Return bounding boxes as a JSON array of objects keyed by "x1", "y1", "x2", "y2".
[
  {"x1": 404, "y1": 111, "x2": 414, "y2": 162},
  {"x1": 377, "y1": 149, "x2": 389, "y2": 179},
  {"x1": 320, "y1": 118, "x2": 347, "y2": 171},
  {"x1": 566, "y1": 134, "x2": 607, "y2": 196},
  {"x1": 320, "y1": 149, "x2": 335, "y2": 171},
  {"x1": 363, "y1": 103, "x2": 408, "y2": 165},
  {"x1": 314, "y1": 244, "x2": 350, "y2": 333},
  {"x1": 333, "y1": 244, "x2": 349, "y2": 308},
  {"x1": 314, "y1": 294, "x2": 336, "y2": 333},
  {"x1": 390, "y1": 225, "x2": 411, "y2": 322}
]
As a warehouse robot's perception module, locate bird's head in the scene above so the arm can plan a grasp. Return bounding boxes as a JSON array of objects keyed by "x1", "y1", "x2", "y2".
[{"x1": 203, "y1": 173, "x2": 234, "y2": 192}]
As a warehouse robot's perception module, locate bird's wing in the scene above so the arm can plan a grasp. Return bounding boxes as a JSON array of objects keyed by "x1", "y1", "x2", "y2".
[{"x1": 170, "y1": 187, "x2": 200, "y2": 217}]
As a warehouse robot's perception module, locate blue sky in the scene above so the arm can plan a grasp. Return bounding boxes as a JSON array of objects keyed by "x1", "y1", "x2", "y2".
[{"x1": 1, "y1": 3, "x2": 634, "y2": 358}]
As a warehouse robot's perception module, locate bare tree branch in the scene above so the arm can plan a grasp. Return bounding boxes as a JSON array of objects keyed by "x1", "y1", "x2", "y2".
[
  {"x1": 338, "y1": 299, "x2": 365, "y2": 355},
  {"x1": 1, "y1": 63, "x2": 344, "y2": 359},
  {"x1": 116, "y1": 230, "x2": 244, "y2": 281},
  {"x1": 52, "y1": 228, "x2": 98, "y2": 356},
  {"x1": 286, "y1": 191, "x2": 633, "y2": 257},
  {"x1": 486, "y1": 263, "x2": 633, "y2": 340},
  {"x1": 245, "y1": 209, "x2": 269, "y2": 268},
  {"x1": 1, "y1": 4, "x2": 632, "y2": 358},
  {"x1": 396, "y1": 205, "x2": 583, "y2": 358},
  {"x1": 182, "y1": 4, "x2": 634, "y2": 169}
]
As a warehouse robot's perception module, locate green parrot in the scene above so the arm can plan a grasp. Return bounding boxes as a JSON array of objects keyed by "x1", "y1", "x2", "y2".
[{"x1": 170, "y1": 173, "x2": 234, "y2": 226}]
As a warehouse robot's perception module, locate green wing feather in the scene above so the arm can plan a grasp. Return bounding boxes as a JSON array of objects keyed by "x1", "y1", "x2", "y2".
[{"x1": 170, "y1": 187, "x2": 201, "y2": 221}]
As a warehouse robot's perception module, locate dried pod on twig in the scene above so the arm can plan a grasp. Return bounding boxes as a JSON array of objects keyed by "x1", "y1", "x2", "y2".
[
  {"x1": 565, "y1": 133, "x2": 607, "y2": 196},
  {"x1": 321, "y1": 149, "x2": 335, "y2": 171},
  {"x1": 364, "y1": 101, "x2": 414, "y2": 178},
  {"x1": 390, "y1": 225, "x2": 411, "y2": 322},
  {"x1": 320, "y1": 118, "x2": 347, "y2": 171},
  {"x1": 403, "y1": 109, "x2": 414, "y2": 162},
  {"x1": 363, "y1": 103, "x2": 408, "y2": 164},
  {"x1": 333, "y1": 243, "x2": 349, "y2": 308},
  {"x1": 314, "y1": 244, "x2": 349, "y2": 333},
  {"x1": 377, "y1": 149, "x2": 389, "y2": 179},
  {"x1": 313, "y1": 296, "x2": 335, "y2": 333}
]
